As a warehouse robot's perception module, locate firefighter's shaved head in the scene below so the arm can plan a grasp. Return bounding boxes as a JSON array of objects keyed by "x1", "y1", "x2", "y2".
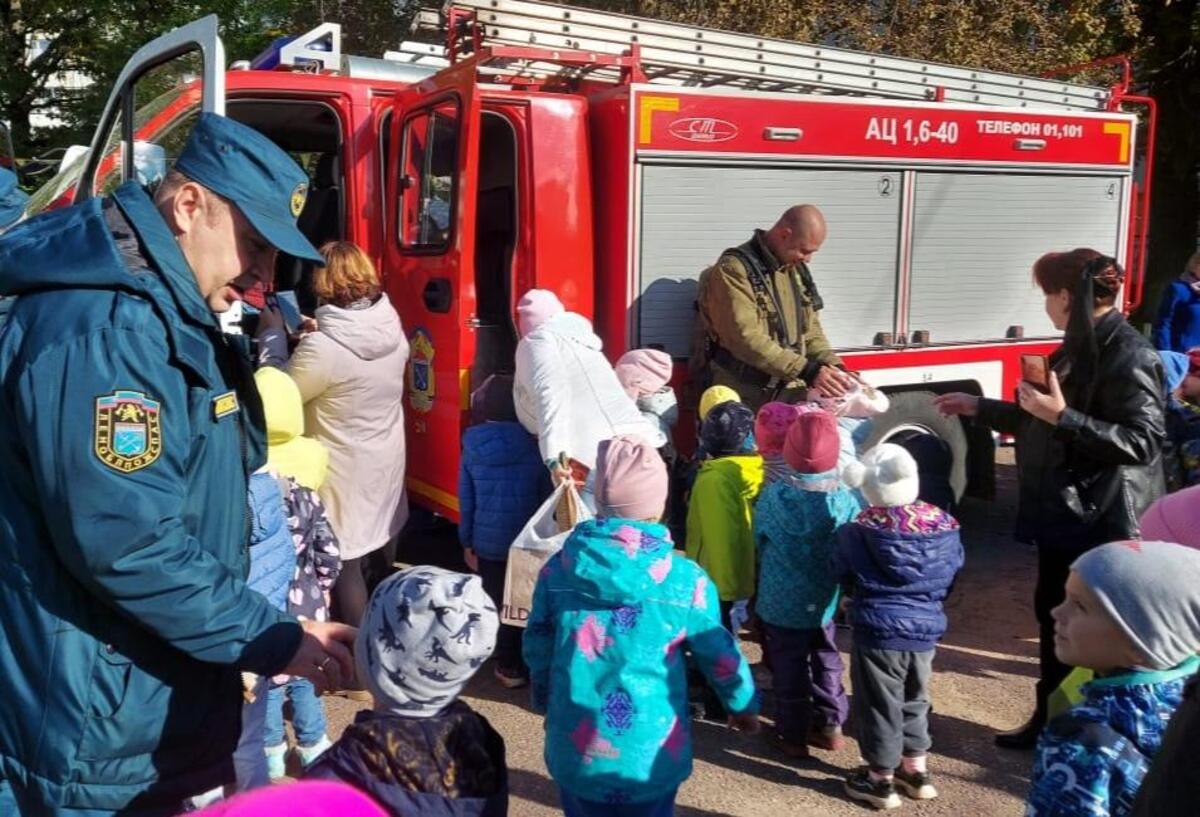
[{"x1": 767, "y1": 204, "x2": 826, "y2": 265}]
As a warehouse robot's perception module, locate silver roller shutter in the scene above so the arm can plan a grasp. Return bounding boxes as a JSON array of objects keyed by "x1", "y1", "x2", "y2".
[
  {"x1": 907, "y1": 173, "x2": 1125, "y2": 343},
  {"x1": 637, "y1": 164, "x2": 903, "y2": 357}
]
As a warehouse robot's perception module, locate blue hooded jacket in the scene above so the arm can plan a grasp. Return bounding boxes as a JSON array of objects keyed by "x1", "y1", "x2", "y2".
[
  {"x1": 247, "y1": 472, "x2": 295, "y2": 611},
  {"x1": 0, "y1": 184, "x2": 299, "y2": 812},
  {"x1": 524, "y1": 518, "x2": 758, "y2": 805},
  {"x1": 1026, "y1": 656, "x2": 1199, "y2": 817},
  {"x1": 458, "y1": 421, "x2": 552, "y2": 561},
  {"x1": 834, "y1": 502, "x2": 964, "y2": 651},
  {"x1": 1152, "y1": 278, "x2": 1200, "y2": 354},
  {"x1": 754, "y1": 472, "x2": 862, "y2": 630}
]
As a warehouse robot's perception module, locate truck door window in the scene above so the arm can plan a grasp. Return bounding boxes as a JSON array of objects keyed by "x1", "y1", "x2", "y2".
[{"x1": 399, "y1": 98, "x2": 459, "y2": 252}]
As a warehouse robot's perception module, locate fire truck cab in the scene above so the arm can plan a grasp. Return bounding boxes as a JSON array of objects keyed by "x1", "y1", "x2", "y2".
[{"x1": 43, "y1": 2, "x2": 1155, "y2": 520}]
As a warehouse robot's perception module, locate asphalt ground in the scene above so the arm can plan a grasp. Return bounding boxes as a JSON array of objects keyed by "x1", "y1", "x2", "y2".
[{"x1": 316, "y1": 448, "x2": 1038, "y2": 815}]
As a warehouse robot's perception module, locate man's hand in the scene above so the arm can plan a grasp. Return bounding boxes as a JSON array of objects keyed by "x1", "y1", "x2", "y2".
[
  {"x1": 1017, "y1": 371, "x2": 1066, "y2": 426},
  {"x1": 934, "y1": 392, "x2": 980, "y2": 418},
  {"x1": 299, "y1": 315, "x2": 319, "y2": 335},
  {"x1": 282, "y1": 620, "x2": 357, "y2": 694},
  {"x1": 463, "y1": 548, "x2": 479, "y2": 573},
  {"x1": 810, "y1": 365, "x2": 855, "y2": 398},
  {"x1": 728, "y1": 711, "x2": 761, "y2": 734}
]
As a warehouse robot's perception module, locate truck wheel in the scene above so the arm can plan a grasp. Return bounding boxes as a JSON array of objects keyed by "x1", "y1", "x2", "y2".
[{"x1": 862, "y1": 390, "x2": 968, "y2": 505}]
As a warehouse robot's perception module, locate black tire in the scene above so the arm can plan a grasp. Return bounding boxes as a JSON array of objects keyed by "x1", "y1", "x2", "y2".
[{"x1": 863, "y1": 390, "x2": 968, "y2": 503}]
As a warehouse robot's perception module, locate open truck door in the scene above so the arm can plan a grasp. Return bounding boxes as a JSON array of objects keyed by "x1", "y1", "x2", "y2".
[
  {"x1": 384, "y1": 63, "x2": 483, "y2": 519},
  {"x1": 76, "y1": 16, "x2": 225, "y2": 202}
]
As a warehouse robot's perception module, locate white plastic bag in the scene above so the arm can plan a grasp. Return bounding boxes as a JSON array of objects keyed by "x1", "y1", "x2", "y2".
[{"x1": 501, "y1": 481, "x2": 592, "y2": 628}]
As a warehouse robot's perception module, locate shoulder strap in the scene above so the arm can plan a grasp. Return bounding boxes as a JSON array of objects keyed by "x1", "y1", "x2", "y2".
[{"x1": 723, "y1": 245, "x2": 790, "y2": 344}]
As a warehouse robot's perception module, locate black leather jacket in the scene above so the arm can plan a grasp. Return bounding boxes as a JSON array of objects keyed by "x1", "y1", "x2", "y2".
[{"x1": 977, "y1": 311, "x2": 1165, "y2": 552}]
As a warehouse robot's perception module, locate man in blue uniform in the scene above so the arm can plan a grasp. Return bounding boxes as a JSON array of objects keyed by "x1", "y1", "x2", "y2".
[{"x1": 0, "y1": 113, "x2": 357, "y2": 815}]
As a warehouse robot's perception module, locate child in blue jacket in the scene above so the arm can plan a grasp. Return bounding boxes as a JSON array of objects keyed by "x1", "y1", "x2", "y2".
[
  {"x1": 836, "y1": 443, "x2": 964, "y2": 810},
  {"x1": 525, "y1": 435, "x2": 759, "y2": 816},
  {"x1": 1026, "y1": 540, "x2": 1200, "y2": 817},
  {"x1": 234, "y1": 469, "x2": 297, "y2": 790},
  {"x1": 459, "y1": 374, "x2": 553, "y2": 688},
  {"x1": 754, "y1": 409, "x2": 861, "y2": 758}
]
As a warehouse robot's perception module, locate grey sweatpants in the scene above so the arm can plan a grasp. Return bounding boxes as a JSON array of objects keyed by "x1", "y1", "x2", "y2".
[{"x1": 851, "y1": 646, "x2": 935, "y2": 770}]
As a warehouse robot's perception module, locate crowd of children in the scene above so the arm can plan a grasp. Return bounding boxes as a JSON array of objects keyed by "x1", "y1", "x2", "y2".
[{"x1": 224, "y1": 321, "x2": 1200, "y2": 817}]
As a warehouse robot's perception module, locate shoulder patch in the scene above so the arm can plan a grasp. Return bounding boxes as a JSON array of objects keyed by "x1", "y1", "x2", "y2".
[
  {"x1": 212, "y1": 391, "x2": 239, "y2": 419},
  {"x1": 94, "y1": 390, "x2": 162, "y2": 473}
]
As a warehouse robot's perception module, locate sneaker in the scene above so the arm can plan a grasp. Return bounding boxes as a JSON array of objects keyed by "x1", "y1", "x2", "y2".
[
  {"x1": 807, "y1": 724, "x2": 846, "y2": 752},
  {"x1": 844, "y1": 768, "x2": 902, "y2": 810},
  {"x1": 894, "y1": 768, "x2": 938, "y2": 800},
  {"x1": 771, "y1": 733, "x2": 810, "y2": 760},
  {"x1": 264, "y1": 742, "x2": 288, "y2": 781},
  {"x1": 494, "y1": 665, "x2": 529, "y2": 689},
  {"x1": 297, "y1": 735, "x2": 333, "y2": 767}
]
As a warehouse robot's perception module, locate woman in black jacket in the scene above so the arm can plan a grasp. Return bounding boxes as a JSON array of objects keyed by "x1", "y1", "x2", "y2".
[{"x1": 936, "y1": 248, "x2": 1166, "y2": 749}]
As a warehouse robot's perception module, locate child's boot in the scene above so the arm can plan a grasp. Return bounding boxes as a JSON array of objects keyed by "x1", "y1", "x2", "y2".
[
  {"x1": 297, "y1": 734, "x2": 333, "y2": 767},
  {"x1": 264, "y1": 742, "x2": 288, "y2": 781}
]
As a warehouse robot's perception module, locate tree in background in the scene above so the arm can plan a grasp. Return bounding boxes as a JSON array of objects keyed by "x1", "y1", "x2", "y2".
[{"x1": 1, "y1": 0, "x2": 1194, "y2": 301}]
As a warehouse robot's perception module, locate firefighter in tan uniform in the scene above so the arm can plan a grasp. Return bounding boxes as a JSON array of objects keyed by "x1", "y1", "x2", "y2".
[{"x1": 691, "y1": 204, "x2": 857, "y2": 411}]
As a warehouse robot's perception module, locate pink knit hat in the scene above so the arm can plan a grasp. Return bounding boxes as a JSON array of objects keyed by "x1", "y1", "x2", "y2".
[
  {"x1": 615, "y1": 349, "x2": 674, "y2": 399},
  {"x1": 517, "y1": 288, "x2": 564, "y2": 336},
  {"x1": 782, "y1": 409, "x2": 840, "y2": 473},
  {"x1": 754, "y1": 402, "x2": 802, "y2": 455},
  {"x1": 192, "y1": 782, "x2": 388, "y2": 817},
  {"x1": 1139, "y1": 486, "x2": 1200, "y2": 549},
  {"x1": 594, "y1": 435, "x2": 669, "y2": 521}
]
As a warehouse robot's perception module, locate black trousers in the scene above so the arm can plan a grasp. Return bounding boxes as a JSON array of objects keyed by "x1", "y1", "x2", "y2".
[
  {"x1": 1033, "y1": 546, "x2": 1077, "y2": 722},
  {"x1": 332, "y1": 537, "x2": 398, "y2": 628}
]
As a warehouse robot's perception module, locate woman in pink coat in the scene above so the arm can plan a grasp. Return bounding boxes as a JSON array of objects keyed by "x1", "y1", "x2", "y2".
[{"x1": 287, "y1": 241, "x2": 410, "y2": 627}]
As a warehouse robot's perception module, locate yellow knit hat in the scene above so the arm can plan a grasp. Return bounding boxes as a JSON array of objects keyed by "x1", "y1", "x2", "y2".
[
  {"x1": 699, "y1": 385, "x2": 741, "y2": 421},
  {"x1": 254, "y1": 367, "x2": 329, "y2": 490}
]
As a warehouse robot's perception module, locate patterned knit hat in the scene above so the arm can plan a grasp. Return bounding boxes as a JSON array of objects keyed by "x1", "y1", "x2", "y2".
[
  {"x1": 700, "y1": 401, "x2": 756, "y2": 457},
  {"x1": 357, "y1": 566, "x2": 498, "y2": 718},
  {"x1": 754, "y1": 402, "x2": 801, "y2": 455}
]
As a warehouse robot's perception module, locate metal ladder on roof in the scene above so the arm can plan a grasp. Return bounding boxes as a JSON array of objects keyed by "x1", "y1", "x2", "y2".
[{"x1": 420, "y1": 0, "x2": 1111, "y2": 111}]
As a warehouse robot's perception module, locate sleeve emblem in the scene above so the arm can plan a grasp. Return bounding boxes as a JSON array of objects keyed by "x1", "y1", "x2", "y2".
[{"x1": 94, "y1": 390, "x2": 162, "y2": 473}]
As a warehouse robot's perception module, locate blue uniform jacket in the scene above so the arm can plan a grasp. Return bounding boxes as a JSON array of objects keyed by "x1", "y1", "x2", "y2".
[
  {"x1": 0, "y1": 183, "x2": 301, "y2": 812},
  {"x1": 457, "y1": 421, "x2": 552, "y2": 561},
  {"x1": 1026, "y1": 657, "x2": 1199, "y2": 817},
  {"x1": 1151, "y1": 279, "x2": 1200, "y2": 353}
]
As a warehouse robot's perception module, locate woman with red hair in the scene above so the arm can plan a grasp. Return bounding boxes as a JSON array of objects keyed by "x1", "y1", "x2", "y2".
[{"x1": 936, "y1": 248, "x2": 1166, "y2": 749}]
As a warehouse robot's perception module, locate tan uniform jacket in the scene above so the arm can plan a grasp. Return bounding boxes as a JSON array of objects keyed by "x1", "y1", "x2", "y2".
[{"x1": 691, "y1": 230, "x2": 841, "y2": 406}]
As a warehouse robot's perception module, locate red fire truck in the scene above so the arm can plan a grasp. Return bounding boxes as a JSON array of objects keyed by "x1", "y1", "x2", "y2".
[{"x1": 35, "y1": 0, "x2": 1156, "y2": 518}]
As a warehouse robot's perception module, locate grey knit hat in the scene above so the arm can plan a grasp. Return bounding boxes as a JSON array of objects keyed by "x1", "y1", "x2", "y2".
[
  {"x1": 356, "y1": 566, "x2": 498, "y2": 717},
  {"x1": 1072, "y1": 540, "x2": 1200, "y2": 670}
]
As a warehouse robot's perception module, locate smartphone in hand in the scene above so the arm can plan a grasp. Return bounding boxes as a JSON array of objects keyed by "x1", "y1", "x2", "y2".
[{"x1": 1021, "y1": 354, "x2": 1051, "y2": 393}]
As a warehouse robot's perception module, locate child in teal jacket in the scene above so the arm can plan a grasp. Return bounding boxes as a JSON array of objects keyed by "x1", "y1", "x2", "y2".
[{"x1": 525, "y1": 435, "x2": 759, "y2": 815}]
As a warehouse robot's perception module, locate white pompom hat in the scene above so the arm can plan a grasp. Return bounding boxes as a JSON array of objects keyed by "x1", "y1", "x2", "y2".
[{"x1": 842, "y1": 443, "x2": 920, "y2": 507}]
